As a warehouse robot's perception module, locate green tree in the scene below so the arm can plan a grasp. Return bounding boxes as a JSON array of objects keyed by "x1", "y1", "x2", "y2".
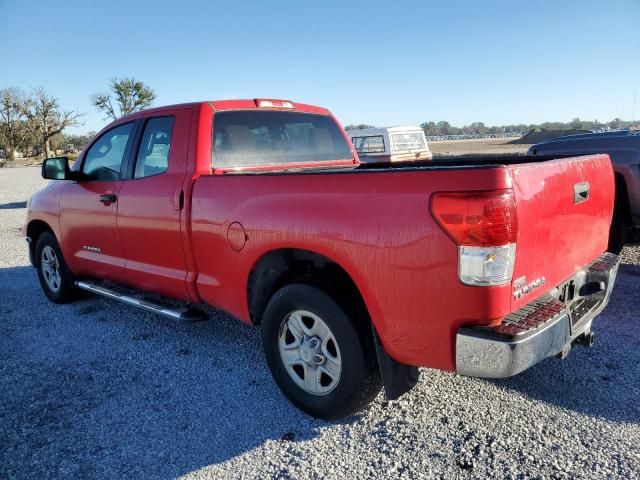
[
  {"x1": 92, "y1": 77, "x2": 156, "y2": 120},
  {"x1": 608, "y1": 118, "x2": 623, "y2": 130},
  {"x1": 569, "y1": 117, "x2": 583, "y2": 129},
  {"x1": 420, "y1": 121, "x2": 438, "y2": 135},
  {"x1": 469, "y1": 122, "x2": 487, "y2": 134},
  {"x1": 436, "y1": 121, "x2": 452, "y2": 135}
]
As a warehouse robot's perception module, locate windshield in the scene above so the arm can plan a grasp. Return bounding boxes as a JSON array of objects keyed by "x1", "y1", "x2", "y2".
[
  {"x1": 391, "y1": 132, "x2": 426, "y2": 152},
  {"x1": 213, "y1": 111, "x2": 352, "y2": 169}
]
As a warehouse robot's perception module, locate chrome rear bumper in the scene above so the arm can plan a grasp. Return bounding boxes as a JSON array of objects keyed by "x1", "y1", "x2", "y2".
[{"x1": 456, "y1": 253, "x2": 620, "y2": 378}]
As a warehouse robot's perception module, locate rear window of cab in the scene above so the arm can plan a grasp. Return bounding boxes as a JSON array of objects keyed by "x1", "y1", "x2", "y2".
[{"x1": 212, "y1": 110, "x2": 352, "y2": 169}]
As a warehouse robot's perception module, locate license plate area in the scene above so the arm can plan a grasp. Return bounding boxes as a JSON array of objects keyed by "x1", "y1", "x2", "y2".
[
  {"x1": 557, "y1": 279, "x2": 576, "y2": 304},
  {"x1": 556, "y1": 275, "x2": 604, "y2": 332},
  {"x1": 568, "y1": 297, "x2": 600, "y2": 328}
]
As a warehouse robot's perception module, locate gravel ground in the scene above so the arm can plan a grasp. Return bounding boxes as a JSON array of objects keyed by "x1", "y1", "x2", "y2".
[
  {"x1": 429, "y1": 138, "x2": 530, "y2": 157},
  {"x1": 1, "y1": 166, "x2": 639, "y2": 479}
]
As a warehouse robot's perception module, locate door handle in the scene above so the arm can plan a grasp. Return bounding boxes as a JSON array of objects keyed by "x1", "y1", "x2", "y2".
[
  {"x1": 573, "y1": 182, "x2": 590, "y2": 204},
  {"x1": 171, "y1": 189, "x2": 184, "y2": 211},
  {"x1": 99, "y1": 193, "x2": 117, "y2": 204}
]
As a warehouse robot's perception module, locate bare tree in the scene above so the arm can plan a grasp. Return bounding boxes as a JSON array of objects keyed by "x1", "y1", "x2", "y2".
[
  {"x1": 92, "y1": 77, "x2": 156, "y2": 120},
  {"x1": 0, "y1": 88, "x2": 31, "y2": 160},
  {"x1": 24, "y1": 87, "x2": 83, "y2": 158}
]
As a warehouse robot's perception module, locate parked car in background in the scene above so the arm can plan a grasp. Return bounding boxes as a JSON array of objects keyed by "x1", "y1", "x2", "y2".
[
  {"x1": 26, "y1": 99, "x2": 619, "y2": 419},
  {"x1": 347, "y1": 126, "x2": 432, "y2": 163},
  {"x1": 65, "y1": 144, "x2": 77, "y2": 154},
  {"x1": 528, "y1": 130, "x2": 640, "y2": 253}
]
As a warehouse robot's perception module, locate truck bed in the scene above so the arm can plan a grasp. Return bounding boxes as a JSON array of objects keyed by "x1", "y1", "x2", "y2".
[
  {"x1": 357, "y1": 153, "x2": 577, "y2": 171},
  {"x1": 221, "y1": 154, "x2": 578, "y2": 176},
  {"x1": 191, "y1": 153, "x2": 614, "y2": 369}
]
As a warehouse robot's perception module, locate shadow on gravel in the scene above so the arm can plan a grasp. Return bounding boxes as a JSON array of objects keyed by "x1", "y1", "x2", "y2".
[
  {"x1": 0, "y1": 265, "x2": 329, "y2": 479},
  {"x1": 488, "y1": 265, "x2": 640, "y2": 424},
  {"x1": 0, "y1": 201, "x2": 27, "y2": 209}
]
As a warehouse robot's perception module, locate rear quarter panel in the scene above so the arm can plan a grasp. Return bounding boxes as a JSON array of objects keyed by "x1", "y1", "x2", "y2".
[{"x1": 190, "y1": 167, "x2": 514, "y2": 370}]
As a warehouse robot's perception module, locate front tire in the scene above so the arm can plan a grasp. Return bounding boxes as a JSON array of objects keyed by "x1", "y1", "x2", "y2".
[
  {"x1": 35, "y1": 232, "x2": 78, "y2": 304},
  {"x1": 261, "y1": 284, "x2": 381, "y2": 420}
]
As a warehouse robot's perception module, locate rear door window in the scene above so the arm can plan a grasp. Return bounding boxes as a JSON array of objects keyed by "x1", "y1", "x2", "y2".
[
  {"x1": 213, "y1": 111, "x2": 352, "y2": 168},
  {"x1": 351, "y1": 135, "x2": 385, "y2": 154},
  {"x1": 133, "y1": 117, "x2": 175, "y2": 178}
]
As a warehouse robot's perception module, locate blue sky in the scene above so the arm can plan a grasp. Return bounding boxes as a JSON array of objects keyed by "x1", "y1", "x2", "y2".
[{"x1": 1, "y1": 0, "x2": 639, "y2": 134}]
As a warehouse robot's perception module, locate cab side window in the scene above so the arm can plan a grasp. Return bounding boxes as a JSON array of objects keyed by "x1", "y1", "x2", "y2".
[
  {"x1": 134, "y1": 117, "x2": 175, "y2": 178},
  {"x1": 82, "y1": 123, "x2": 134, "y2": 181}
]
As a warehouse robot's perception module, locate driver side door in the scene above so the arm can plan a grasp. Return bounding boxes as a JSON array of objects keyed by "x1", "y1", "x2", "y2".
[{"x1": 59, "y1": 121, "x2": 136, "y2": 283}]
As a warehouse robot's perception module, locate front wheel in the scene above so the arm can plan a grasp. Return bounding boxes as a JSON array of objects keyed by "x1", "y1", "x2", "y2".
[
  {"x1": 35, "y1": 232, "x2": 78, "y2": 303},
  {"x1": 261, "y1": 284, "x2": 381, "y2": 420}
]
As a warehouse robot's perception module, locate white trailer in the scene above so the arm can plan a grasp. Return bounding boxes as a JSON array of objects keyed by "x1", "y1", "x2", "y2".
[{"x1": 346, "y1": 126, "x2": 432, "y2": 163}]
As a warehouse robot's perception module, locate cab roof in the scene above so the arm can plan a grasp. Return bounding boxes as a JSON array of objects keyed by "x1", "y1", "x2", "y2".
[
  {"x1": 210, "y1": 99, "x2": 330, "y2": 115},
  {"x1": 118, "y1": 99, "x2": 331, "y2": 123}
]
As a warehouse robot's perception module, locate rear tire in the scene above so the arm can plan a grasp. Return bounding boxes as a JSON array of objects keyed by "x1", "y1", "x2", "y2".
[
  {"x1": 35, "y1": 232, "x2": 78, "y2": 304},
  {"x1": 261, "y1": 284, "x2": 381, "y2": 420}
]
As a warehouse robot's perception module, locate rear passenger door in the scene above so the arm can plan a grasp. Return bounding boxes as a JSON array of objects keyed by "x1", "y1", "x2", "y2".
[{"x1": 115, "y1": 108, "x2": 192, "y2": 301}]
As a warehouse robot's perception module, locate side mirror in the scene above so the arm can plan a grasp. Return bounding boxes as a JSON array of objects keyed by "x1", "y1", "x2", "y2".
[{"x1": 42, "y1": 157, "x2": 71, "y2": 180}]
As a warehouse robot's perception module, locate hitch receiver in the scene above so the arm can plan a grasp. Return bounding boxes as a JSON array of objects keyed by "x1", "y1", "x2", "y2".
[{"x1": 575, "y1": 331, "x2": 596, "y2": 348}]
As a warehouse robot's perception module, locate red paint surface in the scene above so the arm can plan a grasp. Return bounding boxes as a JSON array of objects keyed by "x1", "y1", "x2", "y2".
[
  {"x1": 507, "y1": 155, "x2": 614, "y2": 311},
  {"x1": 25, "y1": 100, "x2": 615, "y2": 371},
  {"x1": 115, "y1": 108, "x2": 193, "y2": 300}
]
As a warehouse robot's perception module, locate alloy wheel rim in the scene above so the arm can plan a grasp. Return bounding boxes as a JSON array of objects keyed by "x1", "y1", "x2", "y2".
[
  {"x1": 278, "y1": 309, "x2": 342, "y2": 396},
  {"x1": 41, "y1": 245, "x2": 62, "y2": 292}
]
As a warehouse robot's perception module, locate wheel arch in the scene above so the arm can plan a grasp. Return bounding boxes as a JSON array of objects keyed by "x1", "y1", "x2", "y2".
[
  {"x1": 248, "y1": 247, "x2": 420, "y2": 400},
  {"x1": 613, "y1": 171, "x2": 632, "y2": 225},
  {"x1": 246, "y1": 248, "x2": 371, "y2": 329},
  {"x1": 26, "y1": 219, "x2": 55, "y2": 266}
]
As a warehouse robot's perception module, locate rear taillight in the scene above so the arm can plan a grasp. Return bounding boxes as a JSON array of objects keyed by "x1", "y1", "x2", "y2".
[
  {"x1": 431, "y1": 191, "x2": 518, "y2": 286},
  {"x1": 431, "y1": 191, "x2": 517, "y2": 246}
]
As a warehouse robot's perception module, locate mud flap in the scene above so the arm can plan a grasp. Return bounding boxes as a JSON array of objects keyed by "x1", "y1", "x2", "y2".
[{"x1": 372, "y1": 327, "x2": 420, "y2": 400}]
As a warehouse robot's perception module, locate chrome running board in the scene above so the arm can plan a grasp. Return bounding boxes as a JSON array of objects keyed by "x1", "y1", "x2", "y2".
[{"x1": 75, "y1": 280, "x2": 208, "y2": 322}]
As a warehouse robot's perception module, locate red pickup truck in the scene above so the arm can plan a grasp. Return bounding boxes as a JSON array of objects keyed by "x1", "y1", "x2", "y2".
[{"x1": 26, "y1": 99, "x2": 620, "y2": 419}]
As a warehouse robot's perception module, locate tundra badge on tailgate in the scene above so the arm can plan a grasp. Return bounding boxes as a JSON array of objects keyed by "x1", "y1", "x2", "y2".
[{"x1": 513, "y1": 275, "x2": 546, "y2": 300}]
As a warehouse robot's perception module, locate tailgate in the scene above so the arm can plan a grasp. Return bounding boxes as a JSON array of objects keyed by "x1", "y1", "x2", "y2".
[{"x1": 508, "y1": 154, "x2": 615, "y2": 310}]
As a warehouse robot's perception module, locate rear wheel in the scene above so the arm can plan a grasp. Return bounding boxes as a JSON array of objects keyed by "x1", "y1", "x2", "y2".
[
  {"x1": 261, "y1": 284, "x2": 381, "y2": 419},
  {"x1": 35, "y1": 232, "x2": 78, "y2": 303}
]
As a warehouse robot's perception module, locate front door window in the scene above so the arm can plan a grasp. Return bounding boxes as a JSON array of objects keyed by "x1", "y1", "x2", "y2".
[{"x1": 82, "y1": 123, "x2": 133, "y2": 181}]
